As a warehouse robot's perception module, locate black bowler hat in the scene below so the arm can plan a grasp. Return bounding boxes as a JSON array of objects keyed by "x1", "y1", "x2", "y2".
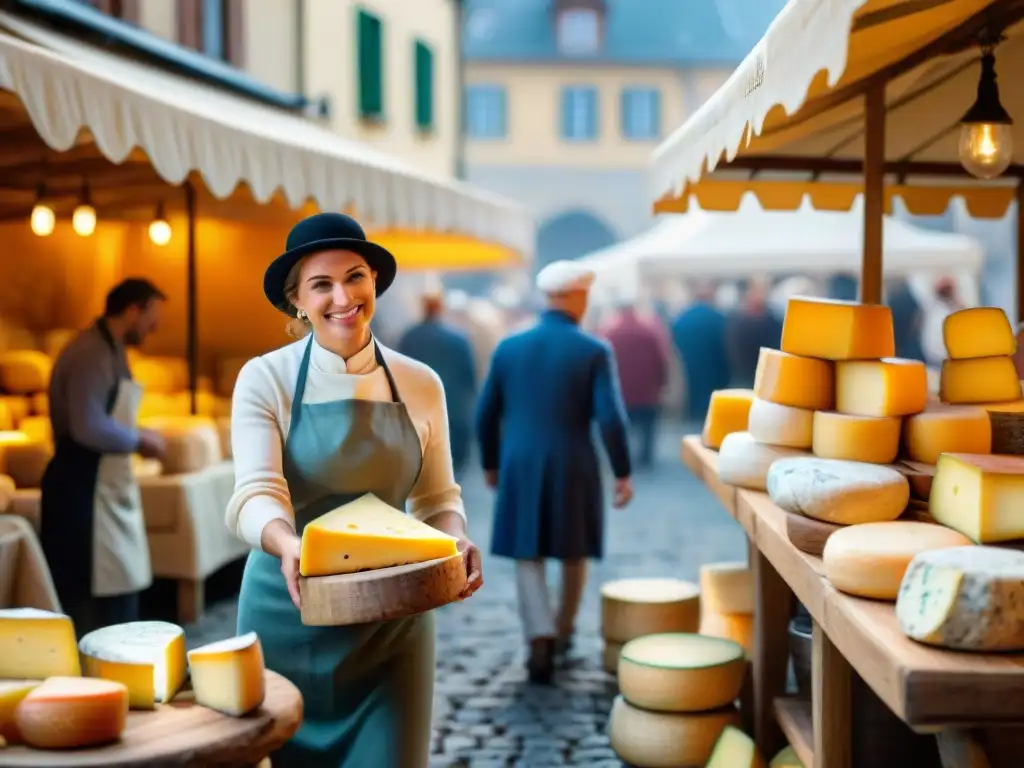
[{"x1": 263, "y1": 212, "x2": 398, "y2": 316}]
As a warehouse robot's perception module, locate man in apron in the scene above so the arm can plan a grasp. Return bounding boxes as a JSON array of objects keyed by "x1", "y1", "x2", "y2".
[{"x1": 41, "y1": 278, "x2": 168, "y2": 636}]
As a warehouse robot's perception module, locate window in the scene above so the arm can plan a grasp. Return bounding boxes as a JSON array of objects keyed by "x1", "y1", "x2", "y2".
[
  {"x1": 560, "y1": 86, "x2": 598, "y2": 141},
  {"x1": 557, "y1": 9, "x2": 600, "y2": 55},
  {"x1": 202, "y1": 0, "x2": 225, "y2": 60},
  {"x1": 466, "y1": 85, "x2": 507, "y2": 139},
  {"x1": 621, "y1": 88, "x2": 661, "y2": 140},
  {"x1": 71, "y1": 0, "x2": 138, "y2": 23},
  {"x1": 357, "y1": 8, "x2": 385, "y2": 121},
  {"x1": 178, "y1": 0, "x2": 243, "y2": 65},
  {"x1": 414, "y1": 40, "x2": 434, "y2": 132}
]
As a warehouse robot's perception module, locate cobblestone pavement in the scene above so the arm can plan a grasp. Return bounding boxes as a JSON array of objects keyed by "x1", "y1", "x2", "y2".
[{"x1": 185, "y1": 421, "x2": 746, "y2": 766}]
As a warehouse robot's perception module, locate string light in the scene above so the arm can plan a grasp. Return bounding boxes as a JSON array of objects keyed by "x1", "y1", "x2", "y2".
[
  {"x1": 72, "y1": 181, "x2": 96, "y2": 237},
  {"x1": 149, "y1": 202, "x2": 171, "y2": 246},
  {"x1": 30, "y1": 184, "x2": 54, "y2": 237}
]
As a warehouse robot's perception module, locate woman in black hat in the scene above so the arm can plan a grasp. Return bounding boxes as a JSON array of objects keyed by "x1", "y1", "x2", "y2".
[{"x1": 225, "y1": 212, "x2": 483, "y2": 766}]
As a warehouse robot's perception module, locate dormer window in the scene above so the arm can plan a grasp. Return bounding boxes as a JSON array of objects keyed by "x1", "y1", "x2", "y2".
[{"x1": 557, "y1": 7, "x2": 602, "y2": 56}]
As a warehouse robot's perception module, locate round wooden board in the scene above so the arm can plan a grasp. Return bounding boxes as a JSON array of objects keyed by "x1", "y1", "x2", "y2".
[
  {"x1": 300, "y1": 551, "x2": 468, "y2": 626},
  {"x1": 0, "y1": 671, "x2": 302, "y2": 767},
  {"x1": 785, "y1": 512, "x2": 845, "y2": 557}
]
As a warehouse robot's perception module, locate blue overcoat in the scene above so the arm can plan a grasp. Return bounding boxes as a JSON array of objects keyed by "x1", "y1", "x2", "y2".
[{"x1": 476, "y1": 309, "x2": 631, "y2": 560}]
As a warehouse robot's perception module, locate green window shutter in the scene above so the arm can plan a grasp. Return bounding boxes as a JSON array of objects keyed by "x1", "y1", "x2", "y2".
[
  {"x1": 414, "y1": 40, "x2": 434, "y2": 131},
  {"x1": 357, "y1": 9, "x2": 384, "y2": 120}
]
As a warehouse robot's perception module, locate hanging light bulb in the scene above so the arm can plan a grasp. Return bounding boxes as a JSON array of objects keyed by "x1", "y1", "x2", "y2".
[
  {"x1": 72, "y1": 180, "x2": 96, "y2": 237},
  {"x1": 149, "y1": 202, "x2": 171, "y2": 246},
  {"x1": 959, "y1": 45, "x2": 1014, "y2": 180},
  {"x1": 30, "y1": 184, "x2": 55, "y2": 237}
]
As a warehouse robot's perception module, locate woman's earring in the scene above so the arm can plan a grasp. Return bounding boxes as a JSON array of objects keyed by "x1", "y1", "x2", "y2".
[{"x1": 296, "y1": 309, "x2": 307, "y2": 321}]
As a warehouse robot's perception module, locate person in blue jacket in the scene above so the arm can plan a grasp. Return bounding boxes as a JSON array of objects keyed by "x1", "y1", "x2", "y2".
[{"x1": 476, "y1": 260, "x2": 634, "y2": 684}]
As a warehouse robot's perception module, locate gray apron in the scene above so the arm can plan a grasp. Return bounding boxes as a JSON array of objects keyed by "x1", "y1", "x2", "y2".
[{"x1": 236, "y1": 338, "x2": 435, "y2": 767}]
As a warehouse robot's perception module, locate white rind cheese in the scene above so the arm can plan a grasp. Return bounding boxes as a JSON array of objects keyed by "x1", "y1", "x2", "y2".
[
  {"x1": 717, "y1": 432, "x2": 806, "y2": 491},
  {"x1": 747, "y1": 397, "x2": 814, "y2": 448},
  {"x1": 78, "y1": 621, "x2": 187, "y2": 709}
]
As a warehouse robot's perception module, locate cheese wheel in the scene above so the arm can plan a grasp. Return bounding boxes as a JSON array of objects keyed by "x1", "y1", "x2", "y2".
[
  {"x1": 41, "y1": 328, "x2": 76, "y2": 360},
  {"x1": 707, "y1": 725, "x2": 765, "y2": 768},
  {"x1": 717, "y1": 432, "x2": 807, "y2": 491},
  {"x1": 771, "y1": 745, "x2": 805, "y2": 768},
  {"x1": 0, "y1": 607, "x2": 81, "y2": 678},
  {"x1": 0, "y1": 396, "x2": 30, "y2": 426},
  {"x1": 2, "y1": 440, "x2": 52, "y2": 488},
  {"x1": 811, "y1": 411, "x2": 901, "y2": 464},
  {"x1": 835, "y1": 358, "x2": 928, "y2": 417},
  {"x1": 747, "y1": 397, "x2": 813, "y2": 448},
  {"x1": 700, "y1": 611, "x2": 753, "y2": 657},
  {"x1": 618, "y1": 633, "x2": 747, "y2": 712},
  {"x1": 753, "y1": 348, "x2": 833, "y2": 411},
  {"x1": 187, "y1": 632, "x2": 266, "y2": 716},
  {"x1": 700, "y1": 562, "x2": 753, "y2": 615},
  {"x1": 0, "y1": 680, "x2": 40, "y2": 743},
  {"x1": 767, "y1": 457, "x2": 909, "y2": 525},
  {"x1": 902, "y1": 406, "x2": 991, "y2": 464},
  {"x1": 608, "y1": 695, "x2": 739, "y2": 768},
  {"x1": 130, "y1": 356, "x2": 187, "y2": 395},
  {"x1": 940, "y1": 356, "x2": 1022, "y2": 405},
  {"x1": 0, "y1": 351, "x2": 52, "y2": 394},
  {"x1": 702, "y1": 389, "x2": 755, "y2": 449},
  {"x1": 15, "y1": 676, "x2": 129, "y2": 749},
  {"x1": 79, "y1": 621, "x2": 187, "y2": 710},
  {"x1": 781, "y1": 297, "x2": 894, "y2": 360},
  {"x1": 602, "y1": 641, "x2": 623, "y2": 674},
  {"x1": 600, "y1": 578, "x2": 701, "y2": 644},
  {"x1": 140, "y1": 416, "x2": 223, "y2": 474},
  {"x1": 930, "y1": 454, "x2": 1024, "y2": 543},
  {"x1": 18, "y1": 415, "x2": 52, "y2": 445},
  {"x1": 897, "y1": 546, "x2": 1024, "y2": 651},
  {"x1": 943, "y1": 307, "x2": 1015, "y2": 360},
  {"x1": 822, "y1": 521, "x2": 972, "y2": 600}
]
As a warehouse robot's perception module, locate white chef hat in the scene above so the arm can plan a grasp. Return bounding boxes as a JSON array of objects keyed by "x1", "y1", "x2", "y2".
[{"x1": 536, "y1": 260, "x2": 596, "y2": 295}]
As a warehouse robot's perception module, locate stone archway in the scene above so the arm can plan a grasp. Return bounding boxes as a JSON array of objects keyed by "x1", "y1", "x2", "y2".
[{"x1": 535, "y1": 209, "x2": 618, "y2": 271}]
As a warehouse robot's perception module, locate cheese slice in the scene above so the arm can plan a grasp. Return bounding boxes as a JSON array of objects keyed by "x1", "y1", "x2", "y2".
[
  {"x1": 902, "y1": 406, "x2": 992, "y2": 465},
  {"x1": 15, "y1": 676, "x2": 128, "y2": 749},
  {"x1": 822, "y1": 521, "x2": 972, "y2": 600},
  {"x1": 700, "y1": 562, "x2": 753, "y2": 615},
  {"x1": 747, "y1": 397, "x2": 814, "y2": 448},
  {"x1": 608, "y1": 695, "x2": 739, "y2": 768},
  {"x1": 780, "y1": 297, "x2": 895, "y2": 360},
  {"x1": 600, "y1": 578, "x2": 701, "y2": 644},
  {"x1": 717, "y1": 432, "x2": 806, "y2": 491},
  {"x1": 943, "y1": 307, "x2": 1015, "y2": 360},
  {"x1": 707, "y1": 725, "x2": 765, "y2": 768},
  {"x1": 770, "y1": 745, "x2": 805, "y2": 768},
  {"x1": 0, "y1": 680, "x2": 40, "y2": 743},
  {"x1": 79, "y1": 621, "x2": 187, "y2": 710},
  {"x1": 835, "y1": 358, "x2": 927, "y2": 417},
  {"x1": 187, "y1": 632, "x2": 266, "y2": 717},
  {"x1": 299, "y1": 493, "x2": 459, "y2": 577},
  {"x1": 940, "y1": 356, "x2": 1022, "y2": 405},
  {"x1": 753, "y1": 348, "x2": 833, "y2": 411},
  {"x1": 767, "y1": 457, "x2": 909, "y2": 525},
  {"x1": 930, "y1": 453, "x2": 1024, "y2": 543},
  {"x1": 811, "y1": 411, "x2": 901, "y2": 464},
  {"x1": 702, "y1": 389, "x2": 755, "y2": 449},
  {"x1": 0, "y1": 608, "x2": 81, "y2": 678}
]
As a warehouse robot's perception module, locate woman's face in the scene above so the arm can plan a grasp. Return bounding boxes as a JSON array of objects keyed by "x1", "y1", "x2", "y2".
[{"x1": 292, "y1": 249, "x2": 377, "y2": 347}]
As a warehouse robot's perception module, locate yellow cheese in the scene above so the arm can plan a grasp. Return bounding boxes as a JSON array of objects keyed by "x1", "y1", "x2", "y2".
[
  {"x1": 0, "y1": 680, "x2": 40, "y2": 743},
  {"x1": 835, "y1": 358, "x2": 927, "y2": 417},
  {"x1": 15, "y1": 676, "x2": 128, "y2": 749},
  {"x1": 0, "y1": 351, "x2": 52, "y2": 394},
  {"x1": 17, "y1": 416, "x2": 52, "y2": 445},
  {"x1": 822, "y1": 521, "x2": 972, "y2": 600},
  {"x1": 0, "y1": 397, "x2": 30, "y2": 426},
  {"x1": 139, "y1": 416, "x2": 223, "y2": 474},
  {"x1": 2, "y1": 440, "x2": 52, "y2": 488},
  {"x1": 943, "y1": 307, "x2": 1015, "y2": 360},
  {"x1": 902, "y1": 406, "x2": 991, "y2": 465},
  {"x1": 811, "y1": 411, "x2": 901, "y2": 464},
  {"x1": 940, "y1": 356, "x2": 1022, "y2": 405},
  {"x1": 600, "y1": 578, "x2": 701, "y2": 644},
  {"x1": 608, "y1": 695, "x2": 739, "y2": 767},
  {"x1": 129, "y1": 356, "x2": 187, "y2": 395},
  {"x1": 979, "y1": 400, "x2": 1024, "y2": 413},
  {"x1": 699, "y1": 562, "x2": 753, "y2": 615},
  {"x1": 701, "y1": 389, "x2": 755, "y2": 449},
  {"x1": 132, "y1": 456, "x2": 163, "y2": 479},
  {"x1": 699, "y1": 611, "x2": 754, "y2": 658},
  {"x1": 747, "y1": 397, "x2": 814, "y2": 449},
  {"x1": 41, "y1": 328, "x2": 76, "y2": 360},
  {"x1": 29, "y1": 393, "x2": 47, "y2": 416},
  {"x1": 78, "y1": 621, "x2": 187, "y2": 710},
  {"x1": 930, "y1": 453, "x2": 1024, "y2": 543},
  {"x1": 187, "y1": 632, "x2": 266, "y2": 717},
  {"x1": 707, "y1": 725, "x2": 765, "y2": 768},
  {"x1": 781, "y1": 297, "x2": 895, "y2": 360},
  {"x1": 299, "y1": 493, "x2": 459, "y2": 577},
  {"x1": 771, "y1": 745, "x2": 805, "y2": 768},
  {"x1": 0, "y1": 608, "x2": 81, "y2": 678},
  {"x1": 602, "y1": 641, "x2": 623, "y2": 674},
  {"x1": 753, "y1": 348, "x2": 833, "y2": 411}
]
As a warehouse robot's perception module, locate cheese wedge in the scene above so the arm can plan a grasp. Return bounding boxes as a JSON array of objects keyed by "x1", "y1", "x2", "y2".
[
  {"x1": 79, "y1": 621, "x2": 187, "y2": 710},
  {"x1": 943, "y1": 307, "x2": 1015, "y2": 359},
  {"x1": 187, "y1": 632, "x2": 266, "y2": 717},
  {"x1": 780, "y1": 297, "x2": 894, "y2": 360},
  {"x1": 608, "y1": 695, "x2": 739, "y2": 768},
  {"x1": 707, "y1": 725, "x2": 765, "y2": 768},
  {"x1": 0, "y1": 608, "x2": 81, "y2": 678},
  {"x1": 767, "y1": 457, "x2": 908, "y2": 525},
  {"x1": 811, "y1": 411, "x2": 901, "y2": 464},
  {"x1": 0, "y1": 680, "x2": 40, "y2": 743},
  {"x1": 15, "y1": 677, "x2": 128, "y2": 749},
  {"x1": 940, "y1": 356, "x2": 1022, "y2": 405},
  {"x1": 753, "y1": 349, "x2": 833, "y2": 411},
  {"x1": 702, "y1": 389, "x2": 755, "y2": 449},
  {"x1": 902, "y1": 406, "x2": 992, "y2": 465},
  {"x1": 299, "y1": 493, "x2": 459, "y2": 577},
  {"x1": 771, "y1": 745, "x2": 805, "y2": 768},
  {"x1": 930, "y1": 454, "x2": 1024, "y2": 543},
  {"x1": 835, "y1": 358, "x2": 927, "y2": 417}
]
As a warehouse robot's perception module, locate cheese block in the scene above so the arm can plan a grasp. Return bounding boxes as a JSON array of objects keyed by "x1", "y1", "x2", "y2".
[
  {"x1": 15, "y1": 676, "x2": 129, "y2": 749},
  {"x1": 700, "y1": 611, "x2": 754, "y2": 657},
  {"x1": 747, "y1": 397, "x2": 814, "y2": 448},
  {"x1": 602, "y1": 641, "x2": 623, "y2": 674},
  {"x1": 897, "y1": 546, "x2": 1024, "y2": 651},
  {"x1": 18, "y1": 415, "x2": 52, "y2": 445},
  {"x1": 718, "y1": 432, "x2": 806, "y2": 491},
  {"x1": 752, "y1": 348, "x2": 833, "y2": 411},
  {"x1": 2, "y1": 440, "x2": 52, "y2": 488},
  {"x1": 608, "y1": 695, "x2": 739, "y2": 768},
  {"x1": 811, "y1": 411, "x2": 901, "y2": 464},
  {"x1": 0, "y1": 680, "x2": 40, "y2": 743},
  {"x1": 935, "y1": 729, "x2": 993, "y2": 768},
  {"x1": 600, "y1": 578, "x2": 701, "y2": 644},
  {"x1": 299, "y1": 493, "x2": 459, "y2": 577},
  {"x1": 940, "y1": 356, "x2": 1022, "y2": 405},
  {"x1": 767, "y1": 457, "x2": 909, "y2": 525},
  {"x1": 0, "y1": 351, "x2": 52, "y2": 394},
  {"x1": 822, "y1": 521, "x2": 972, "y2": 600},
  {"x1": 140, "y1": 416, "x2": 223, "y2": 474},
  {"x1": 0, "y1": 608, "x2": 81, "y2": 678},
  {"x1": 618, "y1": 633, "x2": 747, "y2": 712},
  {"x1": 835, "y1": 358, "x2": 927, "y2": 417},
  {"x1": 702, "y1": 389, "x2": 755, "y2": 449},
  {"x1": 770, "y1": 745, "x2": 805, "y2": 768},
  {"x1": 707, "y1": 726, "x2": 765, "y2": 768},
  {"x1": 0, "y1": 396, "x2": 30, "y2": 426},
  {"x1": 78, "y1": 621, "x2": 187, "y2": 710},
  {"x1": 187, "y1": 632, "x2": 266, "y2": 716},
  {"x1": 700, "y1": 562, "x2": 753, "y2": 615},
  {"x1": 943, "y1": 307, "x2": 1015, "y2": 359},
  {"x1": 781, "y1": 297, "x2": 895, "y2": 360},
  {"x1": 903, "y1": 406, "x2": 992, "y2": 465},
  {"x1": 930, "y1": 453, "x2": 1024, "y2": 543}
]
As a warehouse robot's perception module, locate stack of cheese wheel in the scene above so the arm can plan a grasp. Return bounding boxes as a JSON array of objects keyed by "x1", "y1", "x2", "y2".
[
  {"x1": 698, "y1": 562, "x2": 754, "y2": 657},
  {"x1": 608, "y1": 633, "x2": 748, "y2": 766},
  {"x1": 600, "y1": 578, "x2": 700, "y2": 675}
]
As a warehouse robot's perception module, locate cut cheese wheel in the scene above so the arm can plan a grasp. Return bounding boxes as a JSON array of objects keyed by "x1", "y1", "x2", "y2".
[
  {"x1": 707, "y1": 725, "x2": 765, "y2": 768},
  {"x1": 78, "y1": 621, "x2": 187, "y2": 710},
  {"x1": 897, "y1": 546, "x2": 1024, "y2": 651},
  {"x1": 940, "y1": 356, "x2": 1022, "y2": 405},
  {"x1": 0, "y1": 351, "x2": 52, "y2": 394},
  {"x1": 747, "y1": 397, "x2": 814, "y2": 448},
  {"x1": 140, "y1": 416, "x2": 224, "y2": 474},
  {"x1": 0, "y1": 607, "x2": 81, "y2": 678},
  {"x1": 753, "y1": 348, "x2": 833, "y2": 411},
  {"x1": 608, "y1": 695, "x2": 739, "y2": 767},
  {"x1": 930, "y1": 453, "x2": 1024, "y2": 543},
  {"x1": 781, "y1": 297, "x2": 895, "y2": 360},
  {"x1": 187, "y1": 632, "x2": 266, "y2": 716},
  {"x1": 618, "y1": 633, "x2": 747, "y2": 712},
  {"x1": 700, "y1": 561, "x2": 753, "y2": 614},
  {"x1": 600, "y1": 578, "x2": 701, "y2": 644},
  {"x1": 602, "y1": 641, "x2": 623, "y2": 674},
  {"x1": 15, "y1": 676, "x2": 128, "y2": 749},
  {"x1": 943, "y1": 307, "x2": 1015, "y2": 360},
  {"x1": 903, "y1": 406, "x2": 992, "y2": 465},
  {"x1": 702, "y1": 389, "x2": 755, "y2": 449},
  {"x1": 299, "y1": 493, "x2": 459, "y2": 577},
  {"x1": 835, "y1": 358, "x2": 928, "y2": 417},
  {"x1": 699, "y1": 611, "x2": 753, "y2": 657},
  {"x1": 771, "y1": 745, "x2": 805, "y2": 768},
  {"x1": 811, "y1": 411, "x2": 901, "y2": 464},
  {"x1": 767, "y1": 457, "x2": 909, "y2": 525},
  {"x1": 0, "y1": 680, "x2": 40, "y2": 743},
  {"x1": 822, "y1": 521, "x2": 972, "y2": 600},
  {"x1": 717, "y1": 431, "x2": 806, "y2": 491}
]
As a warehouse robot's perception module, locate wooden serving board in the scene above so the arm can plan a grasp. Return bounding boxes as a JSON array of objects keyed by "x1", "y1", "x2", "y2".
[
  {"x1": 785, "y1": 512, "x2": 845, "y2": 557},
  {"x1": 0, "y1": 671, "x2": 302, "y2": 767},
  {"x1": 300, "y1": 550, "x2": 468, "y2": 626}
]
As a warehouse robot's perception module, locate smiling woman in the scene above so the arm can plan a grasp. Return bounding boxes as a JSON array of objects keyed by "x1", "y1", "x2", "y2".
[{"x1": 281, "y1": 251, "x2": 378, "y2": 343}]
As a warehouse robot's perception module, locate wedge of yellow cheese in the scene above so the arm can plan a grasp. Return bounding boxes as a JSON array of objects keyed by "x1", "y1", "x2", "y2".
[
  {"x1": 930, "y1": 453, "x2": 1024, "y2": 543},
  {"x1": 781, "y1": 298, "x2": 894, "y2": 360},
  {"x1": 707, "y1": 725, "x2": 765, "y2": 768},
  {"x1": 0, "y1": 608, "x2": 81, "y2": 679},
  {"x1": 940, "y1": 356, "x2": 1022, "y2": 405},
  {"x1": 943, "y1": 307, "x2": 1015, "y2": 359},
  {"x1": 299, "y1": 493, "x2": 459, "y2": 577},
  {"x1": 701, "y1": 389, "x2": 755, "y2": 449},
  {"x1": 187, "y1": 632, "x2": 265, "y2": 717}
]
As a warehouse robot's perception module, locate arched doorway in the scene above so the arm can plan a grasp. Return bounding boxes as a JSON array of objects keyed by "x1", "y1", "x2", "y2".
[{"x1": 535, "y1": 210, "x2": 617, "y2": 272}]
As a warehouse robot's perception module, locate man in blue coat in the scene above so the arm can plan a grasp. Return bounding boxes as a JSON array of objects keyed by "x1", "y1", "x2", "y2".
[{"x1": 476, "y1": 260, "x2": 633, "y2": 684}]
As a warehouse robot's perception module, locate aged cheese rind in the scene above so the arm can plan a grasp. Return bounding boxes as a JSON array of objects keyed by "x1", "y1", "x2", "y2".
[
  {"x1": 811, "y1": 411, "x2": 901, "y2": 464},
  {"x1": 835, "y1": 358, "x2": 928, "y2": 417},
  {"x1": 902, "y1": 406, "x2": 991, "y2": 465},
  {"x1": 780, "y1": 297, "x2": 895, "y2": 360},
  {"x1": 702, "y1": 389, "x2": 755, "y2": 449},
  {"x1": 717, "y1": 432, "x2": 806, "y2": 491},
  {"x1": 930, "y1": 453, "x2": 1024, "y2": 543},
  {"x1": 187, "y1": 632, "x2": 266, "y2": 717},
  {"x1": 943, "y1": 307, "x2": 1015, "y2": 360},
  {"x1": 0, "y1": 681, "x2": 40, "y2": 743},
  {"x1": 601, "y1": 578, "x2": 701, "y2": 644},
  {"x1": 940, "y1": 356, "x2": 1022, "y2": 405},
  {"x1": 607, "y1": 695, "x2": 739, "y2": 768},
  {"x1": 753, "y1": 349, "x2": 833, "y2": 411},
  {"x1": 15, "y1": 676, "x2": 128, "y2": 749},
  {"x1": 747, "y1": 397, "x2": 814, "y2": 448},
  {"x1": 0, "y1": 608, "x2": 81, "y2": 679}
]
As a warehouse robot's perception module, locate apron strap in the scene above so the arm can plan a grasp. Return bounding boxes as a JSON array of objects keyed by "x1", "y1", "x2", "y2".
[{"x1": 374, "y1": 343, "x2": 404, "y2": 404}]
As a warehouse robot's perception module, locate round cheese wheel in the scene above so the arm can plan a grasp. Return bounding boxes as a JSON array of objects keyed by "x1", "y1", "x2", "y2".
[
  {"x1": 822, "y1": 521, "x2": 972, "y2": 600},
  {"x1": 600, "y1": 578, "x2": 700, "y2": 644},
  {"x1": 0, "y1": 351, "x2": 52, "y2": 395},
  {"x1": 812, "y1": 410, "x2": 901, "y2": 464},
  {"x1": 15, "y1": 676, "x2": 129, "y2": 749},
  {"x1": 608, "y1": 695, "x2": 739, "y2": 767},
  {"x1": 18, "y1": 416, "x2": 52, "y2": 446},
  {"x1": 747, "y1": 397, "x2": 814, "y2": 448},
  {"x1": 699, "y1": 612, "x2": 754, "y2": 658},
  {"x1": 2, "y1": 440, "x2": 53, "y2": 488},
  {"x1": 140, "y1": 416, "x2": 223, "y2": 475},
  {"x1": 767, "y1": 457, "x2": 909, "y2": 525},
  {"x1": 602, "y1": 641, "x2": 623, "y2": 674},
  {"x1": 902, "y1": 406, "x2": 992, "y2": 465},
  {"x1": 699, "y1": 562, "x2": 753, "y2": 615},
  {"x1": 717, "y1": 432, "x2": 807, "y2": 491}
]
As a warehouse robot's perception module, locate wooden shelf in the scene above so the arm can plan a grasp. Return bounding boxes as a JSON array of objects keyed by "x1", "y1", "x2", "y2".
[{"x1": 774, "y1": 697, "x2": 814, "y2": 767}]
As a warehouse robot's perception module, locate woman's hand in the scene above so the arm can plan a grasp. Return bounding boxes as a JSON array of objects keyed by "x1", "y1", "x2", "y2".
[
  {"x1": 261, "y1": 519, "x2": 303, "y2": 609},
  {"x1": 426, "y1": 510, "x2": 483, "y2": 600}
]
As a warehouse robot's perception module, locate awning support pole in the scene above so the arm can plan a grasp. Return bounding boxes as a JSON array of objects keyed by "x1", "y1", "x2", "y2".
[
  {"x1": 861, "y1": 83, "x2": 886, "y2": 305},
  {"x1": 1016, "y1": 182, "x2": 1024, "y2": 323},
  {"x1": 185, "y1": 181, "x2": 198, "y2": 416}
]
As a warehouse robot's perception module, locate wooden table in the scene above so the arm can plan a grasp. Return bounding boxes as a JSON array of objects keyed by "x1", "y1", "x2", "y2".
[
  {"x1": 681, "y1": 436, "x2": 1024, "y2": 768},
  {"x1": 1, "y1": 671, "x2": 303, "y2": 767}
]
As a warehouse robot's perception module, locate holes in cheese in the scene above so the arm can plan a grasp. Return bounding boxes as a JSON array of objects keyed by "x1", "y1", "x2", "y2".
[
  {"x1": 0, "y1": 608, "x2": 81, "y2": 678},
  {"x1": 15, "y1": 676, "x2": 129, "y2": 749},
  {"x1": 943, "y1": 307, "x2": 1016, "y2": 359},
  {"x1": 940, "y1": 356, "x2": 1022, "y2": 405},
  {"x1": 822, "y1": 521, "x2": 972, "y2": 600},
  {"x1": 0, "y1": 680, "x2": 40, "y2": 744},
  {"x1": 753, "y1": 348, "x2": 833, "y2": 411},
  {"x1": 747, "y1": 397, "x2": 814, "y2": 448},
  {"x1": 811, "y1": 411, "x2": 901, "y2": 464},
  {"x1": 600, "y1": 578, "x2": 700, "y2": 644},
  {"x1": 0, "y1": 351, "x2": 52, "y2": 395},
  {"x1": 699, "y1": 561, "x2": 753, "y2": 615},
  {"x1": 186, "y1": 632, "x2": 266, "y2": 717},
  {"x1": 771, "y1": 745, "x2": 805, "y2": 768},
  {"x1": 766, "y1": 457, "x2": 909, "y2": 525},
  {"x1": 699, "y1": 612, "x2": 753, "y2": 658},
  {"x1": 717, "y1": 432, "x2": 807, "y2": 491},
  {"x1": 707, "y1": 725, "x2": 764, "y2": 768},
  {"x1": 298, "y1": 493, "x2": 459, "y2": 577},
  {"x1": 78, "y1": 621, "x2": 187, "y2": 710},
  {"x1": 902, "y1": 406, "x2": 991, "y2": 465},
  {"x1": 701, "y1": 389, "x2": 755, "y2": 449},
  {"x1": 607, "y1": 695, "x2": 739, "y2": 767},
  {"x1": 835, "y1": 358, "x2": 927, "y2": 417},
  {"x1": 930, "y1": 453, "x2": 1024, "y2": 543},
  {"x1": 780, "y1": 297, "x2": 895, "y2": 361}
]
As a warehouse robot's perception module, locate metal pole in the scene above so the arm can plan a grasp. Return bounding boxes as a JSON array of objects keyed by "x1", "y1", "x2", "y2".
[
  {"x1": 185, "y1": 181, "x2": 198, "y2": 416},
  {"x1": 454, "y1": 0, "x2": 467, "y2": 180}
]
